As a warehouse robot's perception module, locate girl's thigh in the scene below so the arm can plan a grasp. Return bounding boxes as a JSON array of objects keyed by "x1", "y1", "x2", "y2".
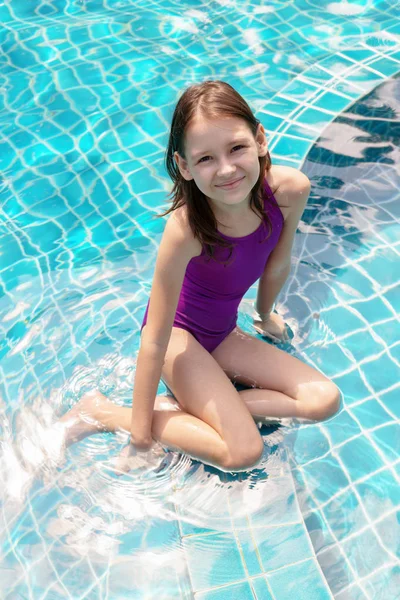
[
  {"x1": 155, "y1": 326, "x2": 261, "y2": 445},
  {"x1": 211, "y1": 326, "x2": 335, "y2": 400}
]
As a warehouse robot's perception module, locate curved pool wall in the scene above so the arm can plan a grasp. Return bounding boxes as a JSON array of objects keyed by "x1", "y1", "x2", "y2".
[
  {"x1": 284, "y1": 74, "x2": 400, "y2": 599},
  {"x1": 0, "y1": 1, "x2": 399, "y2": 599}
]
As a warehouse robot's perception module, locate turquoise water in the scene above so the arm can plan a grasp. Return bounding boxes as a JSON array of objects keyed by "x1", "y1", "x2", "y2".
[{"x1": 0, "y1": 1, "x2": 399, "y2": 598}]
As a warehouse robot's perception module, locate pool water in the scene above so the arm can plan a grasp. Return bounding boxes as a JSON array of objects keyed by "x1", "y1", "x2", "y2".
[{"x1": 0, "y1": 1, "x2": 399, "y2": 598}]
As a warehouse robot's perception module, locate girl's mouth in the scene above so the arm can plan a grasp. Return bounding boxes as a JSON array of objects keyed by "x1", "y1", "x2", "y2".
[{"x1": 216, "y1": 177, "x2": 244, "y2": 190}]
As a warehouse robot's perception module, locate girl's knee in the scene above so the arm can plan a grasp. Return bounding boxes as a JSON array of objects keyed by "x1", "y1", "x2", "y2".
[
  {"x1": 220, "y1": 435, "x2": 264, "y2": 472},
  {"x1": 306, "y1": 381, "x2": 341, "y2": 422}
]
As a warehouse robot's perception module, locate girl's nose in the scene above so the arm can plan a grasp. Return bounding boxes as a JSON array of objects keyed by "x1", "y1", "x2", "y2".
[{"x1": 216, "y1": 159, "x2": 236, "y2": 177}]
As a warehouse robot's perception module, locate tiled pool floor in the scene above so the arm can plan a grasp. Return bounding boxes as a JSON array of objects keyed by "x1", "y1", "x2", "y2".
[{"x1": 0, "y1": 1, "x2": 399, "y2": 598}]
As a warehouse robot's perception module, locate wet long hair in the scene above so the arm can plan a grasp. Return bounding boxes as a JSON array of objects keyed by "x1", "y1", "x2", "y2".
[{"x1": 158, "y1": 80, "x2": 273, "y2": 260}]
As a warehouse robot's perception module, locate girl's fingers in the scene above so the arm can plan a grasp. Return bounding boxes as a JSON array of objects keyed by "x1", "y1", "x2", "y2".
[
  {"x1": 254, "y1": 325, "x2": 273, "y2": 340},
  {"x1": 254, "y1": 326, "x2": 279, "y2": 343},
  {"x1": 254, "y1": 322, "x2": 291, "y2": 344},
  {"x1": 114, "y1": 444, "x2": 165, "y2": 477},
  {"x1": 114, "y1": 445, "x2": 134, "y2": 475},
  {"x1": 114, "y1": 460, "x2": 129, "y2": 476},
  {"x1": 262, "y1": 331, "x2": 280, "y2": 343}
]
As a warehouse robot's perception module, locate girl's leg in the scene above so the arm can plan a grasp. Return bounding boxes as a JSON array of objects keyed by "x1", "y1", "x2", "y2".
[
  {"x1": 59, "y1": 391, "x2": 231, "y2": 469},
  {"x1": 60, "y1": 326, "x2": 268, "y2": 472},
  {"x1": 210, "y1": 326, "x2": 341, "y2": 423},
  {"x1": 59, "y1": 325, "x2": 340, "y2": 472}
]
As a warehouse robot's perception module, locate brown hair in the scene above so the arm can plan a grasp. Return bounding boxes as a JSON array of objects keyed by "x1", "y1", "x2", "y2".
[{"x1": 158, "y1": 80, "x2": 273, "y2": 260}]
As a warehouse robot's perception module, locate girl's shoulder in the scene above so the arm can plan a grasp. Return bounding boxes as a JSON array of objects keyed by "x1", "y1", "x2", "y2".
[
  {"x1": 266, "y1": 165, "x2": 310, "y2": 220},
  {"x1": 163, "y1": 205, "x2": 202, "y2": 257},
  {"x1": 266, "y1": 165, "x2": 310, "y2": 197}
]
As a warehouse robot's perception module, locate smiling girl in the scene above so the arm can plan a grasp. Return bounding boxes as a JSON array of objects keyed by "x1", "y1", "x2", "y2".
[{"x1": 61, "y1": 80, "x2": 340, "y2": 472}]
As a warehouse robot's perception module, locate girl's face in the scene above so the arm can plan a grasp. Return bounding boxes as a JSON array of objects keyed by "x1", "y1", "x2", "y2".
[{"x1": 174, "y1": 116, "x2": 268, "y2": 209}]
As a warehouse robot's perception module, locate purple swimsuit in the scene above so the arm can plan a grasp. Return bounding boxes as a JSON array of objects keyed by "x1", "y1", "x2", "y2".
[{"x1": 141, "y1": 177, "x2": 284, "y2": 353}]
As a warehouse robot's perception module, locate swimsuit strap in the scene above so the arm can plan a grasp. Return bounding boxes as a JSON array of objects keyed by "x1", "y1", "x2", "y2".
[{"x1": 263, "y1": 176, "x2": 279, "y2": 208}]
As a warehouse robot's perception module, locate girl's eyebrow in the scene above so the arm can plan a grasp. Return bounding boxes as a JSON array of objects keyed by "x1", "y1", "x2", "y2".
[{"x1": 191, "y1": 137, "x2": 249, "y2": 160}]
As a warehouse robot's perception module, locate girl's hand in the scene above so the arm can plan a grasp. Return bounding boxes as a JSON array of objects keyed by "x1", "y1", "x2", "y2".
[
  {"x1": 114, "y1": 440, "x2": 166, "y2": 476},
  {"x1": 253, "y1": 312, "x2": 289, "y2": 343}
]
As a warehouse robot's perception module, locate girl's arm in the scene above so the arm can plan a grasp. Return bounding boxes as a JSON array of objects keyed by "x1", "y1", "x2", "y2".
[
  {"x1": 130, "y1": 209, "x2": 201, "y2": 450},
  {"x1": 255, "y1": 168, "x2": 310, "y2": 323}
]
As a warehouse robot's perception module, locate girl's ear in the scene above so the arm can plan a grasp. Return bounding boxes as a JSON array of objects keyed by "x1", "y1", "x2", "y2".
[
  {"x1": 255, "y1": 123, "x2": 268, "y2": 157},
  {"x1": 174, "y1": 151, "x2": 194, "y2": 181}
]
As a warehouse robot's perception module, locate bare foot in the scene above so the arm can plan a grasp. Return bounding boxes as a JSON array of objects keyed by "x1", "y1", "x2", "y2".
[
  {"x1": 60, "y1": 391, "x2": 181, "y2": 448},
  {"x1": 59, "y1": 390, "x2": 109, "y2": 446}
]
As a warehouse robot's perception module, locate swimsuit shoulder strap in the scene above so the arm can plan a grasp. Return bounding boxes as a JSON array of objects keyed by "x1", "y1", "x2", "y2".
[{"x1": 263, "y1": 176, "x2": 279, "y2": 208}]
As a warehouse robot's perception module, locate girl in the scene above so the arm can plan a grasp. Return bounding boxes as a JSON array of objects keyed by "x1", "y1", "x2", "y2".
[{"x1": 61, "y1": 80, "x2": 340, "y2": 473}]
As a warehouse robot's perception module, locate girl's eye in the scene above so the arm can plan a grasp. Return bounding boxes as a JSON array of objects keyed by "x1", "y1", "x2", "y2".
[{"x1": 198, "y1": 145, "x2": 246, "y2": 163}]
